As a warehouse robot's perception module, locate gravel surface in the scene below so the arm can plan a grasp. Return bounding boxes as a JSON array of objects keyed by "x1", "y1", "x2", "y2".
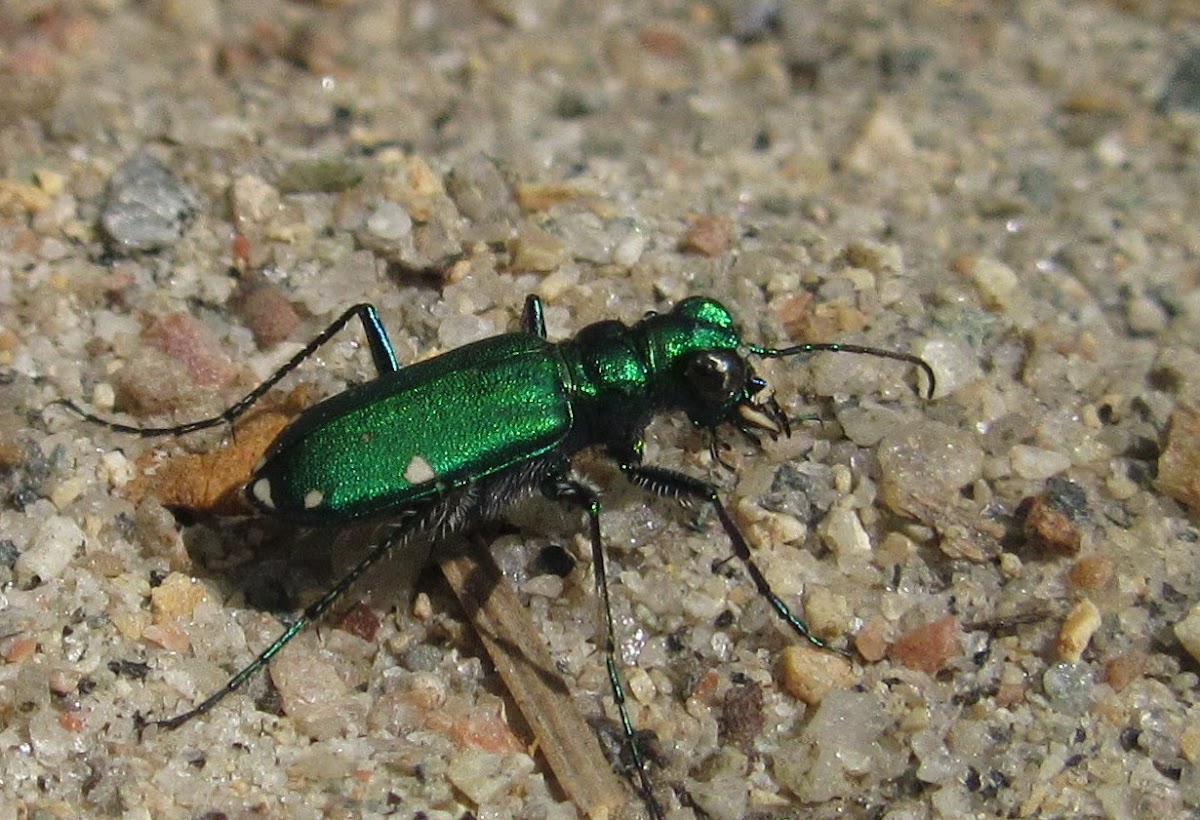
[{"x1": 3, "y1": 2, "x2": 1200, "y2": 818}]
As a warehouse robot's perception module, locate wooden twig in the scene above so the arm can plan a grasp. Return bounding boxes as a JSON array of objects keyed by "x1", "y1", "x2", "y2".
[{"x1": 440, "y1": 550, "x2": 631, "y2": 820}]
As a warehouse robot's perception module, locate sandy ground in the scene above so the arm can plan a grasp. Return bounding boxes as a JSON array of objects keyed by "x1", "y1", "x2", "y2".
[{"x1": 3, "y1": 2, "x2": 1200, "y2": 818}]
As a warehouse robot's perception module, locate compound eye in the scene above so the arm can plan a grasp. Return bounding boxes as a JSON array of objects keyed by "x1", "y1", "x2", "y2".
[{"x1": 682, "y1": 350, "x2": 746, "y2": 405}]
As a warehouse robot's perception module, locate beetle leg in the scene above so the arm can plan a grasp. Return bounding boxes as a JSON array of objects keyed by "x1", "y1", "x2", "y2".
[
  {"x1": 54, "y1": 303, "x2": 400, "y2": 437},
  {"x1": 142, "y1": 513, "x2": 423, "y2": 732},
  {"x1": 541, "y1": 476, "x2": 665, "y2": 820},
  {"x1": 522, "y1": 294, "x2": 547, "y2": 339},
  {"x1": 620, "y1": 463, "x2": 843, "y2": 655}
]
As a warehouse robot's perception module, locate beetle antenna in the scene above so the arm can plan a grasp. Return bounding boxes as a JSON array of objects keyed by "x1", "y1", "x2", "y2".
[{"x1": 749, "y1": 342, "x2": 936, "y2": 399}]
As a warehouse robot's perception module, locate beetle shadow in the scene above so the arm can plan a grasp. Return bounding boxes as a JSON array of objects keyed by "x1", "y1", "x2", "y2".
[
  {"x1": 436, "y1": 539, "x2": 576, "y2": 695},
  {"x1": 172, "y1": 511, "x2": 574, "y2": 698}
]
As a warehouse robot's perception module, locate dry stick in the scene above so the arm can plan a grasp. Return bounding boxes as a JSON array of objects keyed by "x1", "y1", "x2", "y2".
[{"x1": 440, "y1": 550, "x2": 630, "y2": 820}]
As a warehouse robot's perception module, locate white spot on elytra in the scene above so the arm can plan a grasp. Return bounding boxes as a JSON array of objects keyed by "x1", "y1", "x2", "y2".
[
  {"x1": 303, "y1": 489, "x2": 324, "y2": 509},
  {"x1": 251, "y1": 478, "x2": 274, "y2": 509},
  {"x1": 404, "y1": 455, "x2": 435, "y2": 485}
]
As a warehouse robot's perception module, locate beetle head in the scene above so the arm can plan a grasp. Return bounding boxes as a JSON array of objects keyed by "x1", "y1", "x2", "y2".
[
  {"x1": 661, "y1": 296, "x2": 935, "y2": 443},
  {"x1": 677, "y1": 346, "x2": 789, "y2": 438}
]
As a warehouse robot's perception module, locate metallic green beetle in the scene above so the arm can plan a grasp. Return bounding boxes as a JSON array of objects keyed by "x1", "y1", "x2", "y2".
[{"x1": 60, "y1": 295, "x2": 933, "y2": 818}]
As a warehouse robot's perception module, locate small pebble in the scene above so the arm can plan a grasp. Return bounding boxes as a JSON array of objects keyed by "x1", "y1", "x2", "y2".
[
  {"x1": 817, "y1": 500, "x2": 870, "y2": 556},
  {"x1": 626, "y1": 666, "x2": 656, "y2": 704},
  {"x1": 612, "y1": 230, "x2": 645, "y2": 267},
  {"x1": 1103, "y1": 651, "x2": 1146, "y2": 693},
  {"x1": 0, "y1": 539, "x2": 19, "y2": 570},
  {"x1": 971, "y1": 257, "x2": 1019, "y2": 310},
  {"x1": 276, "y1": 157, "x2": 363, "y2": 193},
  {"x1": 446, "y1": 748, "x2": 534, "y2": 807},
  {"x1": 401, "y1": 643, "x2": 443, "y2": 673},
  {"x1": 889, "y1": 615, "x2": 958, "y2": 674},
  {"x1": 681, "y1": 214, "x2": 734, "y2": 256},
  {"x1": 841, "y1": 104, "x2": 915, "y2": 174},
  {"x1": 1126, "y1": 294, "x2": 1167, "y2": 334},
  {"x1": 1021, "y1": 495, "x2": 1082, "y2": 556},
  {"x1": 778, "y1": 644, "x2": 857, "y2": 705},
  {"x1": 284, "y1": 744, "x2": 368, "y2": 783},
  {"x1": 1158, "y1": 46, "x2": 1200, "y2": 113},
  {"x1": 1157, "y1": 407, "x2": 1200, "y2": 512},
  {"x1": 1055, "y1": 598, "x2": 1100, "y2": 663},
  {"x1": 149, "y1": 572, "x2": 210, "y2": 621},
  {"x1": 450, "y1": 703, "x2": 526, "y2": 755},
  {"x1": 366, "y1": 201, "x2": 413, "y2": 241},
  {"x1": 1174, "y1": 602, "x2": 1200, "y2": 664},
  {"x1": 269, "y1": 640, "x2": 359, "y2": 739},
  {"x1": 230, "y1": 173, "x2": 281, "y2": 227},
  {"x1": 520, "y1": 574, "x2": 564, "y2": 598},
  {"x1": 915, "y1": 337, "x2": 981, "y2": 399},
  {"x1": 142, "y1": 312, "x2": 238, "y2": 389},
  {"x1": 1180, "y1": 722, "x2": 1200, "y2": 764},
  {"x1": 2, "y1": 634, "x2": 38, "y2": 663},
  {"x1": 15, "y1": 515, "x2": 85, "y2": 585},
  {"x1": 1041, "y1": 662, "x2": 1093, "y2": 714},
  {"x1": 80, "y1": 551, "x2": 124, "y2": 578},
  {"x1": 877, "y1": 422, "x2": 984, "y2": 516},
  {"x1": 140, "y1": 622, "x2": 191, "y2": 653},
  {"x1": 998, "y1": 551, "x2": 1023, "y2": 578},
  {"x1": 230, "y1": 278, "x2": 302, "y2": 348},
  {"x1": 843, "y1": 239, "x2": 901, "y2": 272},
  {"x1": 412, "y1": 591, "x2": 433, "y2": 620},
  {"x1": 508, "y1": 224, "x2": 565, "y2": 272},
  {"x1": 98, "y1": 450, "x2": 136, "y2": 489},
  {"x1": 514, "y1": 181, "x2": 584, "y2": 212},
  {"x1": 0, "y1": 179, "x2": 52, "y2": 215},
  {"x1": 853, "y1": 616, "x2": 889, "y2": 662},
  {"x1": 398, "y1": 155, "x2": 447, "y2": 219},
  {"x1": 802, "y1": 586, "x2": 851, "y2": 640},
  {"x1": 446, "y1": 154, "x2": 516, "y2": 223},
  {"x1": 1067, "y1": 555, "x2": 1113, "y2": 590},
  {"x1": 1010, "y1": 444, "x2": 1071, "y2": 480},
  {"x1": 719, "y1": 680, "x2": 764, "y2": 749},
  {"x1": 101, "y1": 154, "x2": 198, "y2": 252},
  {"x1": 48, "y1": 475, "x2": 87, "y2": 509},
  {"x1": 774, "y1": 689, "x2": 889, "y2": 802},
  {"x1": 995, "y1": 680, "x2": 1026, "y2": 709},
  {"x1": 338, "y1": 603, "x2": 381, "y2": 642},
  {"x1": 687, "y1": 764, "x2": 750, "y2": 820},
  {"x1": 48, "y1": 668, "x2": 81, "y2": 696},
  {"x1": 1105, "y1": 472, "x2": 1138, "y2": 501}
]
